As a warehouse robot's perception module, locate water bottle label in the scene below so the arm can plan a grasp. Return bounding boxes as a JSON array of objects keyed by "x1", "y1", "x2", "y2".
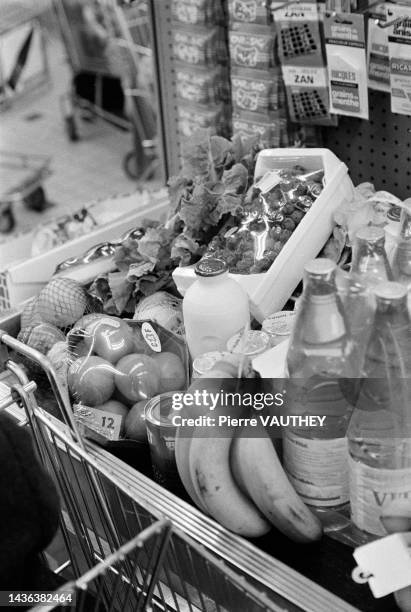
[
  {"x1": 349, "y1": 456, "x2": 411, "y2": 536},
  {"x1": 283, "y1": 432, "x2": 349, "y2": 507}
]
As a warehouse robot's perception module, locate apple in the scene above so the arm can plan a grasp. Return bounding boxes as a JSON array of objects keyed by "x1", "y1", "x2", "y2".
[
  {"x1": 84, "y1": 316, "x2": 135, "y2": 364},
  {"x1": 124, "y1": 400, "x2": 148, "y2": 442},
  {"x1": 153, "y1": 352, "x2": 186, "y2": 392},
  {"x1": 115, "y1": 353, "x2": 161, "y2": 402},
  {"x1": 68, "y1": 356, "x2": 115, "y2": 406},
  {"x1": 131, "y1": 326, "x2": 151, "y2": 353},
  {"x1": 112, "y1": 387, "x2": 134, "y2": 408},
  {"x1": 95, "y1": 399, "x2": 129, "y2": 437}
]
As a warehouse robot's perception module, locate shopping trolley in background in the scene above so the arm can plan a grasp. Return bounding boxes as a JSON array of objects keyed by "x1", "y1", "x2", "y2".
[
  {"x1": 0, "y1": 151, "x2": 52, "y2": 233},
  {"x1": 0, "y1": 330, "x2": 290, "y2": 612},
  {"x1": 53, "y1": 0, "x2": 158, "y2": 181}
]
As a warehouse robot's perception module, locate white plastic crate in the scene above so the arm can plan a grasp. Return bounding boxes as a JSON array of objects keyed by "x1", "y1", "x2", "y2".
[
  {"x1": 173, "y1": 148, "x2": 354, "y2": 322},
  {"x1": 0, "y1": 190, "x2": 169, "y2": 313}
]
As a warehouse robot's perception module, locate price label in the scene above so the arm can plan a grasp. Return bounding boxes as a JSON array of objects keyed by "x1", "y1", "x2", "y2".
[
  {"x1": 74, "y1": 405, "x2": 123, "y2": 440},
  {"x1": 141, "y1": 322, "x2": 162, "y2": 352}
]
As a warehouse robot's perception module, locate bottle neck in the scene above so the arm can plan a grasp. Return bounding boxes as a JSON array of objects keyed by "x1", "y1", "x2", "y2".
[
  {"x1": 400, "y1": 209, "x2": 411, "y2": 241},
  {"x1": 298, "y1": 272, "x2": 349, "y2": 344}
]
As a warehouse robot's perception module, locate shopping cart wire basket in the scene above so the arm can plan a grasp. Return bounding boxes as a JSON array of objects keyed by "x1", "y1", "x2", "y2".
[
  {"x1": 0, "y1": 330, "x2": 306, "y2": 612},
  {"x1": 29, "y1": 521, "x2": 172, "y2": 612}
]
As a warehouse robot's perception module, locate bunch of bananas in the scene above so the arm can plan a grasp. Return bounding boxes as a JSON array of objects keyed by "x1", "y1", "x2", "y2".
[{"x1": 175, "y1": 357, "x2": 322, "y2": 543}]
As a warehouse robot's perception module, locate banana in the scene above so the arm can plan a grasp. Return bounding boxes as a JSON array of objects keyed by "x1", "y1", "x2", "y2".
[
  {"x1": 189, "y1": 427, "x2": 271, "y2": 537},
  {"x1": 175, "y1": 429, "x2": 208, "y2": 513},
  {"x1": 231, "y1": 422, "x2": 323, "y2": 543}
]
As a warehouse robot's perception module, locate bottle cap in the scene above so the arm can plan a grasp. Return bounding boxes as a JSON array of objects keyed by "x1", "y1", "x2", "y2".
[
  {"x1": 195, "y1": 258, "x2": 227, "y2": 277},
  {"x1": 374, "y1": 281, "x2": 407, "y2": 301},
  {"x1": 304, "y1": 258, "x2": 336, "y2": 276},
  {"x1": 355, "y1": 226, "x2": 385, "y2": 243}
]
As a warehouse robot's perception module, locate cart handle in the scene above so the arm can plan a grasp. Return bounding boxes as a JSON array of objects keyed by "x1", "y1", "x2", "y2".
[{"x1": 0, "y1": 330, "x2": 84, "y2": 445}]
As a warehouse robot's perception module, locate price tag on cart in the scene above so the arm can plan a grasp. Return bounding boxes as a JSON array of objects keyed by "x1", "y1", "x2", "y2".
[
  {"x1": 74, "y1": 404, "x2": 123, "y2": 441},
  {"x1": 352, "y1": 533, "x2": 411, "y2": 598}
]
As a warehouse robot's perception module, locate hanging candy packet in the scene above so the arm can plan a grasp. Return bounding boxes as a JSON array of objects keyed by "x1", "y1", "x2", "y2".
[
  {"x1": 233, "y1": 110, "x2": 287, "y2": 147},
  {"x1": 228, "y1": 0, "x2": 272, "y2": 26},
  {"x1": 171, "y1": 0, "x2": 225, "y2": 25},
  {"x1": 272, "y1": 0, "x2": 323, "y2": 66},
  {"x1": 172, "y1": 25, "x2": 228, "y2": 66},
  {"x1": 229, "y1": 24, "x2": 277, "y2": 70},
  {"x1": 177, "y1": 102, "x2": 230, "y2": 138},
  {"x1": 175, "y1": 63, "x2": 230, "y2": 105},
  {"x1": 231, "y1": 67, "x2": 284, "y2": 112},
  {"x1": 272, "y1": 1, "x2": 336, "y2": 125},
  {"x1": 386, "y1": 4, "x2": 411, "y2": 115},
  {"x1": 324, "y1": 12, "x2": 369, "y2": 119},
  {"x1": 367, "y1": 3, "x2": 390, "y2": 92}
]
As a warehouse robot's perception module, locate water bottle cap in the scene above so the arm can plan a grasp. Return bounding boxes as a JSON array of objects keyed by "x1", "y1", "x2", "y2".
[
  {"x1": 195, "y1": 258, "x2": 228, "y2": 277},
  {"x1": 374, "y1": 282, "x2": 407, "y2": 301},
  {"x1": 355, "y1": 226, "x2": 385, "y2": 243},
  {"x1": 304, "y1": 258, "x2": 336, "y2": 276}
]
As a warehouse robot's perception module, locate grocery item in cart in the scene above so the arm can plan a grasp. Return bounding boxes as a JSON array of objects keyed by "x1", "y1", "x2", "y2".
[
  {"x1": 348, "y1": 282, "x2": 411, "y2": 537},
  {"x1": 182, "y1": 258, "x2": 250, "y2": 359},
  {"x1": 174, "y1": 353, "x2": 323, "y2": 541},
  {"x1": 261, "y1": 310, "x2": 295, "y2": 347},
  {"x1": 205, "y1": 164, "x2": 324, "y2": 274},
  {"x1": 36, "y1": 277, "x2": 88, "y2": 327},
  {"x1": 145, "y1": 392, "x2": 180, "y2": 488},
  {"x1": 226, "y1": 329, "x2": 270, "y2": 356},
  {"x1": 283, "y1": 258, "x2": 357, "y2": 511},
  {"x1": 69, "y1": 319, "x2": 190, "y2": 443},
  {"x1": 392, "y1": 199, "x2": 411, "y2": 290}
]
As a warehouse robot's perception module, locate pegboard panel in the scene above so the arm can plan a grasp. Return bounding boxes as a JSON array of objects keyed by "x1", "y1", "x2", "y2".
[
  {"x1": 150, "y1": 0, "x2": 182, "y2": 179},
  {"x1": 322, "y1": 90, "x2": 411, "y2": 199}
]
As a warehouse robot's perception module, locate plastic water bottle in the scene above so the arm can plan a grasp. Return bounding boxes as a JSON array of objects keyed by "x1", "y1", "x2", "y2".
[
  {"x1": 348, "y1": 282, "x2": 411, "y2": 537},
  {"x1": 283, "y1": 258, "x2": 356, "y2": 510},
  {"x1": 341, "y1": 226, "x2": 393, "y2": 364},
  {"x1": 182, "y1": 258, "x2": 250, "y2": 360},
  {"x1": 392, "y1": 199, "x2": 411, "y2": 293},
  {"x1": 351, "y1": 226, "x2": 393, "y2": 289}
]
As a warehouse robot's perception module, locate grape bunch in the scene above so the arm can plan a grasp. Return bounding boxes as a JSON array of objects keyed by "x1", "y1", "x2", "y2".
[{"x1": 207, "y1": 165, "x2": 324, "y2": 274}]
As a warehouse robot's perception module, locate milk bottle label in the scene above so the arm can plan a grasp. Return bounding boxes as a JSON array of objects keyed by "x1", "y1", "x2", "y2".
[
  {"x1": 283, "y1": 432, "x2": 349, "y2": 507},
  {"x1": 349, "y1": 456, "x2": 411, "y2": 536}
]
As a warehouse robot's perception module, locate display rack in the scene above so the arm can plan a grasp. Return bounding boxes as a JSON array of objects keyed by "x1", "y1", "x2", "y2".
[
  {"x1": 323, "y1": 90, "x2": 411, "y2": 199},
  {"x1": 150, "y1": 0, "x2": 184, "y2": 178}
]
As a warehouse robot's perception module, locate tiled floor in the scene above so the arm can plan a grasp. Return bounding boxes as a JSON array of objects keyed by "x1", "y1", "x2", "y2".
[{"x1": 0, "y1": 21, "x2": 160, "y2": 237}]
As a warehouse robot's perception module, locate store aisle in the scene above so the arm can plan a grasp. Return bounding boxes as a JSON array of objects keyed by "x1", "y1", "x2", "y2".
[{"x1": 0, "y1": 28, "x2": 141, "y2": 236}]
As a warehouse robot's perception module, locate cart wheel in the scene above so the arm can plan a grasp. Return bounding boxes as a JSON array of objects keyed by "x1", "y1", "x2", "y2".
[
  {"x1": 23, "y1": 186, "x2": 48, "y2": 212},
  {"x1": 0, "y1": 207, "x2": 15, "y2": 233},
  {"x1": 123, "y1": 151, "x2": 156, "y2": 180},
  {"x1": 65, "y1": 114, "x2": 79, "y2": 141}
]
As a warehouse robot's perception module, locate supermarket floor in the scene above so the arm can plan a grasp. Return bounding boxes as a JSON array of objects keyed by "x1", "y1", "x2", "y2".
[{"x1": 0, "y1": 25, "x2": 161, "y2": 238}]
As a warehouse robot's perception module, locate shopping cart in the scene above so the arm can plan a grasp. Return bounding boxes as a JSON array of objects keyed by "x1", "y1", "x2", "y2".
[
  {"x1": 29, "y1": 524, "x2": 171, "y2": 612},
  {"x1": 0, "y1": 151, "x2": 51, "y2": 233},
  {"x1": 53, "y1": 0, "x2": 158, "y2": 181},
  {"x1": 0, "y1": 330, "x2": 293, "y2": 612}
]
